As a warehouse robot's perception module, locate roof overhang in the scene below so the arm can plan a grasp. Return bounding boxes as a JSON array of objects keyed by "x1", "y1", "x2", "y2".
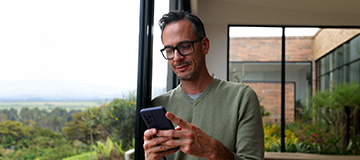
[{"x1": 194, "y1": 0, "x2": 360, "y2": 27}]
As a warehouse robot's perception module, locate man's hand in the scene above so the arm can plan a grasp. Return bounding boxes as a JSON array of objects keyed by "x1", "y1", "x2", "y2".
[
  {"x1": 143, "y1": 128, "x2": 178, "y2": 160},
  {"x1": 157, "y1": 112, "x2": 234, "y2": 160}
]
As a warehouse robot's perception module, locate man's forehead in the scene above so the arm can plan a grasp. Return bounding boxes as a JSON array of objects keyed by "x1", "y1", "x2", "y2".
[{"x1": 162, "y1": 19, "x2": 195, "y2": 45}]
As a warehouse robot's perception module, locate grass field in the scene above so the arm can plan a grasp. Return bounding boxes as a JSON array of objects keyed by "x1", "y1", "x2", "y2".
[{"x1": 0, "y1": 101, "x2": 109, "y2": 111}]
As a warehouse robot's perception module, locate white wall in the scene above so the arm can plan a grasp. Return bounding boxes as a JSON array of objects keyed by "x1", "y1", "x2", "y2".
[{"x1": 204, "y1": 23, "x2": 228, "y2": 80}]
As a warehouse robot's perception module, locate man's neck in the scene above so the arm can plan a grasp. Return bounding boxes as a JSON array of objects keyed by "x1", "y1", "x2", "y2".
[{"x1": 181, "y1": 73, "x2": 214, "y2": 95}]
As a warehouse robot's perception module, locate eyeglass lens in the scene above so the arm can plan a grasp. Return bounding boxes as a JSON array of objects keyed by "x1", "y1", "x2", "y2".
[{"x1": 165, "y1": 42, "x2": 194, "y2": 59}]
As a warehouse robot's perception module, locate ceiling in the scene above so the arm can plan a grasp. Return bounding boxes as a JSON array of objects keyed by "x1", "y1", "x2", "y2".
[{"x1": 195, "y1": 0, "x2": 360, "y2": 27}]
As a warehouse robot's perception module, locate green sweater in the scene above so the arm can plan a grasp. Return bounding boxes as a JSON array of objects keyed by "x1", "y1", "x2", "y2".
[{"x1": 151, "y1": 78, "x2": 264, "y2": 160}]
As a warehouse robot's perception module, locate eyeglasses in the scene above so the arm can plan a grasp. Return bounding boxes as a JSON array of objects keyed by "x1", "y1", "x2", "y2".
[{"x1": 160, "y1": 37, "x2": 204, "y2": 60}]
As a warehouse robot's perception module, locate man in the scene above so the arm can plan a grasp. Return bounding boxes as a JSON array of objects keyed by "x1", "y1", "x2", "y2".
[{"x1": 143, "y1": 10, "x2": 264, "y2": 160}]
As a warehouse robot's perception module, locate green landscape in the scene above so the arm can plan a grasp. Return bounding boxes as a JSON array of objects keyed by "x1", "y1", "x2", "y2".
[{"x1": 0, "y1": 93, "x2": 136, "y2": 160}]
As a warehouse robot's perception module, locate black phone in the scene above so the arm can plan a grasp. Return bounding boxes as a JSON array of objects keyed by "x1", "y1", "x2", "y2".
[
  {"x1": 140, "y1": 106, "x2": 175, "y2": 130},
  {"x1": 140, "y1": 106, "x2": 179, "y2": 151}
]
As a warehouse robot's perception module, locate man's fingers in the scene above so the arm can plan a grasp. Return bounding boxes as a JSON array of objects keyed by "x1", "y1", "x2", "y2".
[
  {"x1": 148, "y1": 137, "x2": 172, "y2": 148},
  {"x1": 147, "y1": 147, "x2": 178, "y2": 159},
  {"x1": 144, "y1": 128, "x2": 157, "y2": 140},
  {"x1": 161, "y1": 138, "x2": 182, "y2": 148},
  {"x1": 166, "y1": 112, "x2": 188, "y2": 128}
]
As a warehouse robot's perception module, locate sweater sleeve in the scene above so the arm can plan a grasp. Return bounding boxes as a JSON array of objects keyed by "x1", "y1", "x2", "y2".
[{"x1": 234, "y1": 86, "x2": 264, "y2": 160}]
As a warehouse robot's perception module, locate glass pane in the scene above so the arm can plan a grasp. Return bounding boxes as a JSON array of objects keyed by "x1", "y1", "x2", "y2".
[
  {"x1": 316, "y1": 60, "x2": 321, "y2": 90},
  {"x1": 344, "y1": 42, "x2": 351, "y2": 64},
  {"x1": 321, "y1": 56, "x2": 326, "y2": 75},
  {"x1": 229, "y1": 27, "x2": 282, "y2": 150},
  {"x1": 330, "y1": 50, "x2": 335, "y2": 71},
  {"x1": 325, "y1": 54, "x2": 330, "y2": 73},
  {"x1": 345, "y1": 64, "x2": 351, "y2": 83},
  {"x1": 0, "y1": 1, "x2": 139, "y2": 159},
  {"x1": 326, "y1": 74, "x2": 330, "y2": 89},
  {"x1": 285, "y1": 63, "x2": 312, "y2": 122},
  {"x1": 336, "y1": 68, "x2": 344, "y2": 84},
  {"x1": 152, "y1": 1, "x2": 169, "y2": 98},
  {"x1": 336, "y1": 46, "x2": 344, "y2": 68},
  {"x1": 350, "y1": 60, "x2": 360, "y2": 83},
  {"x1": 350, "y1": 35, "x2": 360, "y2": 61},
  {"x1": 321, "y1": 75, "x2": 326, "y2": 90}
]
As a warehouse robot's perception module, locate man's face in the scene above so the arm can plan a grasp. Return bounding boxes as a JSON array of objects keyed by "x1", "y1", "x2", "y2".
[{"x1": 162, "y1": 19, "x2": 205, "y2": 81}]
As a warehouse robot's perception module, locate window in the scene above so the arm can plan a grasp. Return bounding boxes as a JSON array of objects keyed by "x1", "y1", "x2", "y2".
[
  {"x1": 0, "y1": 1, "x2": 149, "y2": 159},
  {"x1": 229, "y1": 27, "x2": 317, "y2": 126},
  {"x1": 316, "y1": 34, "x2": 360, "y2": 90}
]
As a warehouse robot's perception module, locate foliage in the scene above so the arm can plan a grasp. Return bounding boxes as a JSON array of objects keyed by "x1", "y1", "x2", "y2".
[
  {"x1": 0, "y1": 120, "x2": 30, "y2": 148},
  {"x1": 0, "y1": 107, "x2": 80, "y2": 134},
  {"x1": 310, "y1": 82, "x2": 360, "y2": 152},
  {"x1": 0, "y1": 108, "x2": 20, "y2": 122},
  {"x1": 62, "y1": 112, "x2": 92, "y2": 144},
  {"x1": 93, "y1": 137, "x2": 123, "y2": 160},
  {"x1": 101, "y1": 94, "x2": 136, "y2": 149},
  {"x1": 93, "y1": 137, "x2": 135, "y2": 160},
  {"x1": 0, "y1": 118, "x2": 91, "y2": 159},
  {"x1": 259, "y1": 97, "x2": 270, "y2": 117},
  {"x1": 264, "y1": 83, "x2": 360, "y2": 155},
  {"x1": 264, "y1": 122, "x2": 360, "y2": 154},
  {"x1": 0, "y1": 94, "x2": 137, "y2": 159},
  {"x1": 264, "y1": 124, "x2": 300, "y2": 152},
  {"x1": 62, "y1": 95, "x2": 136, "y2": 149},
  {"x1": 62, "y1": 151, "x2": 97, "y2": 160},
  {"x1": 115, "y1": 138, "x2": 135, "y2": 157},
  {"x1": 231, "y1": 69, "x2": 246, "y2": 83}
]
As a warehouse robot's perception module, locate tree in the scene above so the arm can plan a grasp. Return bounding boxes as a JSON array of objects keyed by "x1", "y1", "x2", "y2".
[
  {"x1": 62, "y1": 112, "x2": 90, "y2": 144},
  {"x1": 20, "y1": 107, "x2": 41, "y2": 123},
  {"x1": 311, "y1": 82, "x2": 360, "y2": 150},
  {"x1": 102, "y1": 97, "x2": 136, "y2": 149},
  {"x1": 0, "y1": 109, "x2": 20, "y2": 122},
  {"x1": 0, "y1": 114, "x2": 7, "y2": 122},
  {"x1": 0, "y1": 120, "x2": 30, "y2": 148}
]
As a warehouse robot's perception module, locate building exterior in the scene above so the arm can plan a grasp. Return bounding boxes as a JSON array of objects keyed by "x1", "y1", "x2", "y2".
[
  {"x1": 314, "y1": 29, "x2": 360, "y2": 91},
  {"x1": 229, "y1": 29, "x2": 360, "y2": 124}
]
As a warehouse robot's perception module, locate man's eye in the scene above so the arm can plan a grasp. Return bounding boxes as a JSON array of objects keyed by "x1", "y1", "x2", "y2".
[
  {"x1": 165, "y1": 48, "x2": 173, "y2": 53},
  {"x1": 179, "y1": 43, "x2": 191, "y2": 49}
]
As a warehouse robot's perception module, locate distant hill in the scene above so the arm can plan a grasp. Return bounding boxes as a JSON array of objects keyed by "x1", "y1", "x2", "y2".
[{"x1": 0, "y1": 80, "x2": 135, "y2": 102}]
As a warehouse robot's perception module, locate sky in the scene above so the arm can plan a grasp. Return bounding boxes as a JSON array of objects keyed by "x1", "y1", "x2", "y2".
[
  {"x1": 0, "y1": 0, "x2": 169, "y2": 92},
  {"x1": 0, "y1": 1, "x2": 320, "y2": 94}
]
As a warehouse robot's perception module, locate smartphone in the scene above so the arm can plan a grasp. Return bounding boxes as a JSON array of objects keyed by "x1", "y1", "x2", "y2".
[
  {"x1": 140, "y1": 106, "x2": 175, "y2": 130},
  {"x1": 140, "y1": 106, "x2": 179, "y2": 150}
]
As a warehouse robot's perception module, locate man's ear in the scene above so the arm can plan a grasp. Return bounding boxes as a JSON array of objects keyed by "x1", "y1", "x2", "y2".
[{"x1": 202, "y1": 37, "x2": 210, "y2": 55}]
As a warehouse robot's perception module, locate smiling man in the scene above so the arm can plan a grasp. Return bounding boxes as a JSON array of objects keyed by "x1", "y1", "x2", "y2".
[{"x1": 143, "y1": 10, "x2": 264, "y2": 160}]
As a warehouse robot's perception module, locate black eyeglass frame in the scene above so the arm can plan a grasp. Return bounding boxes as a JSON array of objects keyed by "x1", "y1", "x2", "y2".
[{"x1": 160, "y1": 37, "x2": 204, "y2": 60}]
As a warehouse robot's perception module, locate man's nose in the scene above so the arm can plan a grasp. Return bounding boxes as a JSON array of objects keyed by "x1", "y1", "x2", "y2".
[{"x1": 172, "y1": 49, "x2": 184, "y2": 61}]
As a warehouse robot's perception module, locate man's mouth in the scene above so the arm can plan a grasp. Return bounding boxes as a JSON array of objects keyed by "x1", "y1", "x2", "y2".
[
  {"x1": 176, "y1": 64, "x2": 189, "y2": 72},
  {"x1": 174, "y1": 62, "x2": 191, "y2": 72}
]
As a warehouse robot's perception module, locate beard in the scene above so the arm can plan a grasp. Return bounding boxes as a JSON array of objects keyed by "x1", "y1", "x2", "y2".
[{"x1": 173, "y1": 56, "x2": 205, "y2": 81}]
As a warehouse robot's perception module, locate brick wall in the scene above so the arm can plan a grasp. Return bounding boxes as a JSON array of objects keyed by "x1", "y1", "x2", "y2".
[
  {"x1": 245, "y1": 82, "x2": 295, "y2": 124},
  {"x1": 230, "y1": 36, "x2": 313, "y2": 62}
]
